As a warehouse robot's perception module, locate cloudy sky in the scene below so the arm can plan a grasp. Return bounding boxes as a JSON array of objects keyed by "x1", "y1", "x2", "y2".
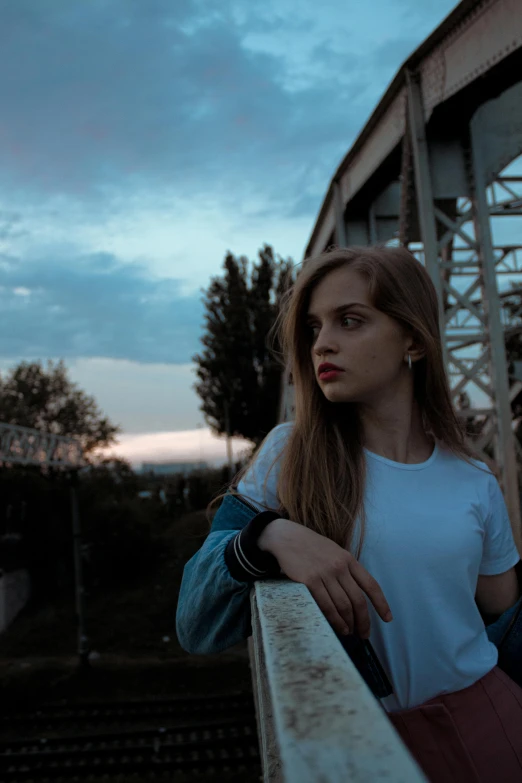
[{"x1": 0, "y1": 0, "x2": 459, "y2": 466}]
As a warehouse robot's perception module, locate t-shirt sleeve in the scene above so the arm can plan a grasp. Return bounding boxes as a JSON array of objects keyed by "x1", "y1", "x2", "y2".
[
  {"x1": 479, "y1": 474, "x2": 520, "y2": 575},
  {"x1": 236, "y1": 422, "x2": 292, "y2": 511}
]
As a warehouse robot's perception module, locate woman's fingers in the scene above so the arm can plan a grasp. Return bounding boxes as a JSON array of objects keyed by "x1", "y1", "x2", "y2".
[
  {"x1": 309, "y1": 579, "x2": 354, "y2": 636},
  {"x1": 323, "y1": 577, "x2": 368, "y2": 636},
  {"x1": 348, "y1": 558, "x2": 393, "y2": 623},
  {"x1": 332, "y1": 573, "x2": 372, "y2": 638},
  {"x1": 267, "y1": 521, "x2": 393, "y2": 638},
  {"x1": 308, "y1": 562, "x2": 392, "y2": 639}
]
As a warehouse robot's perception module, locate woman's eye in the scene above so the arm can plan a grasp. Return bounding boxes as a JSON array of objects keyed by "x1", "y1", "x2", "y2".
[{"x1": 341, "y1": 316, "x2": 360, "y2": 328}]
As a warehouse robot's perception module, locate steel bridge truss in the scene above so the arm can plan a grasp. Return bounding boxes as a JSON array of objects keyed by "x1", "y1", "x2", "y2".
[
  {"x1": 398, "y1": 76, "x2": 522, "y2": 536},
  {"x1": 320, "y1": 79, "x2": 522, "y2": 537},
  {"x1": 298, "y1": 0, "x2": 522, "y2": 546}
]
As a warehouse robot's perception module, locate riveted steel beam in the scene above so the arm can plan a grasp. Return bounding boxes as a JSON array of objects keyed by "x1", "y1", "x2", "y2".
[
  {"x1": 333, "y1": 180, "x2": 347, "y2": 247},
  {"x1": 401, "y1": 68, "x2": 522, "y2": 542},
  {"x1": 469, "y1": 123, "x2": 521, "y2": 538},
  {"x1": 290, "y1": 0, "x2": 522, "y2": 552},
  {"x1": 406, "y1": 69, "x2": 448, "y2": 368}
]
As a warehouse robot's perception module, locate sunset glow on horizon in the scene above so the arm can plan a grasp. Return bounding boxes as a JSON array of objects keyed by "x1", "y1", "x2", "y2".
[{"x1": 99, "y1": 427, "x2": 253, "y2": 469}]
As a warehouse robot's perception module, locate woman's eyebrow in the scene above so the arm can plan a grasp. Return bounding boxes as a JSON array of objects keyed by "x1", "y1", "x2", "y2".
[{"x1": 306, "y1": 302, "x2": 372, "y2": 321}]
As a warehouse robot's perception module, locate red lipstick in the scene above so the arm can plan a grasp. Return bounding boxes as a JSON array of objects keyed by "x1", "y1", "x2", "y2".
[{"x1": 318, "y1": 362, "x2": 344, "y2": 380}]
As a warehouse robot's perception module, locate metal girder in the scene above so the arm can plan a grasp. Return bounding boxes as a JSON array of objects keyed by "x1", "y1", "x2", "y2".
[
  {"x1": 289, "y1": 0, "x2": 522, "y2": 553},
  {"x1": 333, "y1": 180, "x2": 347, "y2": 247},
  {"x1": 306, "y1": 0, "x2": 522, "y2": 260},
  {"x1": 402, "y1": 75, "x2": 522, "y2": 543},
  {"x1": 442, "y1": 245, "x2": 522, "y2": 276},
  {"x1": 469, "y1": 116, "x2": 520, "y2": 533},
  {"x1": 337, "y1": 181, "x2": 402, "y2": 248},
  {"x1": 288, "y1": 88, "x2": 522, "y2": 541},
  {"x1": 420, "y1": 0, "x2": 522, "y2": 122},
  {"x1": 407, "y1": 69, "x2": 451, "y2": 370},
  {"x1": 0, "y1": 422, "x2": 85, "y2": 468}
]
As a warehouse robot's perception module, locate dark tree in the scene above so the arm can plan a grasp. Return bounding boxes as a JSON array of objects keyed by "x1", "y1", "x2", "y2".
[
  {"x1": 0, "y1": 359, "x2": 120, "y2": 455},
  {"x1": 193, "y1": 245, "x2": 294, "y2": 444}
]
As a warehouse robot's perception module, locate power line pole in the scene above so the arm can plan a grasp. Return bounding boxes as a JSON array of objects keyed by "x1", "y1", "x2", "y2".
[
  {"x1": 70, "y1": 471, "x2": 90, "y2": 668},
  {"x1": 223, "y1": 398, "x2": 235, "y2": 479}
]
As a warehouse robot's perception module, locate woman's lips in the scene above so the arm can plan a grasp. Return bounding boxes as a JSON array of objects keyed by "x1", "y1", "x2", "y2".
[{"x1": 318, "y1": 369, "x2": 343, "y2": 381}]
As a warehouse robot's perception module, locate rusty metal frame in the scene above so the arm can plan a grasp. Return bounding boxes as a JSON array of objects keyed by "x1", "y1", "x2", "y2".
[
  {"x1": 306, "y1": 0, "x2": 522, "y2": 259},
  {"x1": 400, "y1": 75, "x2": 522, "y2": 540},
  {"x1": 284, "y1": 0, "x2": 522, "y2": 546},
  {"x1": 468, "y1": 119, "x2": 520, "y2": 532},
  {"x1": 0, "y1": 421, "x2": 84, "y2": 469}
]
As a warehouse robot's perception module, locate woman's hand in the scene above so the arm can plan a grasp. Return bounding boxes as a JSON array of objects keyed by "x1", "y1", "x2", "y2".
[{"x1": 258, "y1": 518, "x2": 393, "y2": 639}]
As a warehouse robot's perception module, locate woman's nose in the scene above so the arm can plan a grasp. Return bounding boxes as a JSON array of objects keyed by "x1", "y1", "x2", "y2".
[{"x1": 313, "y1": 329, "x2": 338, "y2": 356}]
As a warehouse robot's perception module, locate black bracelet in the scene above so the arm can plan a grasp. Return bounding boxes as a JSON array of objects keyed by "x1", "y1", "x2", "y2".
[{"x1": 224, "y1": 510, "x2": 282, "y2": 582}]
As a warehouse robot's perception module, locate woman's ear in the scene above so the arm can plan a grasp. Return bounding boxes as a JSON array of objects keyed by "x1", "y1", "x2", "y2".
[{"x1": 406, "y1": 334, "x2": 426, "y2": 363}]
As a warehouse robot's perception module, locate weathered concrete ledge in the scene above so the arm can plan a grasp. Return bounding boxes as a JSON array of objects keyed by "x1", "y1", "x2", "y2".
[{"x1": 249, "y1": 580, "x2": 427, "y2": 782}]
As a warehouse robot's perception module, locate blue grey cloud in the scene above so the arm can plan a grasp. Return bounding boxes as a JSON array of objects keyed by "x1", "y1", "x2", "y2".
[
  {"x1": 0, "y1": 0, "x2": 374, "y2": 214},
  {"x1": 0, "y1": 0, "x2": 458, "y2": 216},
  {"x1": 0, "y1": 211, "x2": 27, "y2": 242},
  {"x1": 0, "y1": 250, "x2": 203, "y2": 364},
  {"x1": 0, "y1": 0, "x2": 458, "y2": 369}
]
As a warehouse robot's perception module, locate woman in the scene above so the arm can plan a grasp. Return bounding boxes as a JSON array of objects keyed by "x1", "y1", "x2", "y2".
[{"x1": 176, "y1": 246, "x2": 522, "y2": 781}]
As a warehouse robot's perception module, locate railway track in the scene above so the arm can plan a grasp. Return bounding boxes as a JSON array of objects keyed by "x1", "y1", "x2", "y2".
[
  {"x1": 0, "y1": 692, "x2": 256, "y2": 735},
  {"x1": 0, "y1": 693, "x2": 261, "y2": 780}
]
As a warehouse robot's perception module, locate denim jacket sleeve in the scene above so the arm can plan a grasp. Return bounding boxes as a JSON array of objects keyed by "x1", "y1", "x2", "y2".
[{"x1": 175, "y1": 493, "x2": 277, "y2": 654}]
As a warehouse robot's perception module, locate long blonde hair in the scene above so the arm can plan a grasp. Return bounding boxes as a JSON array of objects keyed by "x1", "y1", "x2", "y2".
[{"x1": 223, "y1": 246, "x2": 473, "y2": 556}]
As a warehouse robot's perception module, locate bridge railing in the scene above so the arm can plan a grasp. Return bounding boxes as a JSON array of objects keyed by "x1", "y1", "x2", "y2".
[{"x1": 248, "y1": 580, "x2": 427, "y2": 782}]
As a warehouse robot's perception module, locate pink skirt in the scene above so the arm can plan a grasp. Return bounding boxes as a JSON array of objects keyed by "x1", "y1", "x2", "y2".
[{"x1": 388, "y1": 667, "x2": 522, "y2": 782}]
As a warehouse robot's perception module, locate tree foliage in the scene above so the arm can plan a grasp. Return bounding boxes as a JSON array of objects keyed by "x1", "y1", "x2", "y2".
[
  {"x1": 0, "y1": 359, "x2": 120, "y2": 454},
  {"x1": 193, "y1": 245, "x2": 294, "y2": 444}
]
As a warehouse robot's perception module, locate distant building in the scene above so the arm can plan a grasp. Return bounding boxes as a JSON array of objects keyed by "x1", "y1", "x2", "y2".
[{"x1": 140, "y1": 461, "x2": 208, "y2": 476}]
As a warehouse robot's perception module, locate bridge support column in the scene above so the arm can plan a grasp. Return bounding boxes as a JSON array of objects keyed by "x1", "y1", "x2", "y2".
[
  {"x1": 469, "y1": 126, "x2": 521, "y2": 539},
  {"x1": 406, "y1": 69, "x2": 448, "y2": 369},
  {"x1": 333, "y1": 180, "x2": 347, "y2": 247}
]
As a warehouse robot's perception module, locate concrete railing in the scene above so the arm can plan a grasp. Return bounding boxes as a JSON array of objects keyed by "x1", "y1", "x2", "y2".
[{"x1": 248, "y1": 581, "x2": 427, "y2": 782}]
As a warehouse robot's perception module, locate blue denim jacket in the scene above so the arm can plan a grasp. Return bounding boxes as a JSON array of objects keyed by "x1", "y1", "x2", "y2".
[
  {"x1": 176, "y1": 493, "x2": 257, "y2": 655},
  {"x1": 486, "y1": 594, "x2": 522, "y2": 687},
  {"x1": 176, "y1": 492, "x2": 521, "y2": 695}
]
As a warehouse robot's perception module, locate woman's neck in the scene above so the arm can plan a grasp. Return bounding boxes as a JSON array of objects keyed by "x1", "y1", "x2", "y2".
[{"x1": 358, "y1": 397, "x2": 433, "y2": 465}]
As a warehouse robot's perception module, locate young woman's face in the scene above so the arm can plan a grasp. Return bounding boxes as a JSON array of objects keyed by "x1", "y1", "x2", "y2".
[{"x1": 306, "y1": 265, "x2": 412, "y2": 405}]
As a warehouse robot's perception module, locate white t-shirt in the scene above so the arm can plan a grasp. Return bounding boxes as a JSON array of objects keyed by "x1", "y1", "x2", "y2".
[{"x1": 237, "y1": 422, "x2": 520, "y2": 712}]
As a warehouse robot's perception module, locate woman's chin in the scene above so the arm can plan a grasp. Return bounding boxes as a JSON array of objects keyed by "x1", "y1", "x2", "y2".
[{"x1": 323, "y1": 386, "x2": 357, "y2": 404}]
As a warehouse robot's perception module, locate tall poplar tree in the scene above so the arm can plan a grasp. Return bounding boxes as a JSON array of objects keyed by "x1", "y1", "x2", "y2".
[{"x1": 193, "y1": 246, "x2": 294, "y2": 445}]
